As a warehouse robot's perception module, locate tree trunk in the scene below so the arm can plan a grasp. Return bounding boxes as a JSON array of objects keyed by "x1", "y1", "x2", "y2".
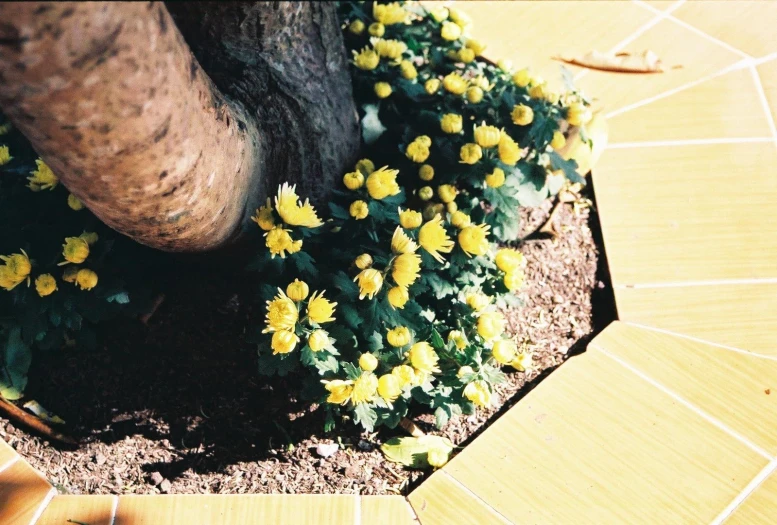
[{"x1": 0, "y1": 2, "x2": 359, "y2": 252}]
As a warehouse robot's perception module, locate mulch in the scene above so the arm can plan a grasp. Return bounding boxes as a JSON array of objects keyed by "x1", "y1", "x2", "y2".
[{"x1": 0, "y1": 190, "x2": 614, "y2": 495}]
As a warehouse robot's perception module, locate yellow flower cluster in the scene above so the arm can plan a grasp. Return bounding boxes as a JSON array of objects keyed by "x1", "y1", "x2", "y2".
[
  {"x1": 252, "y1": 184, "x2": 322, "y2": 259},
  {"x1": 405, "y1": 135, "x2": 431, "y2": 163},
  {"x1": 495, "y1": 248, "x2": 526, "y2": 291},
  {"x1": 263, "y1": 280, "x2": 336, "y2": 355}
]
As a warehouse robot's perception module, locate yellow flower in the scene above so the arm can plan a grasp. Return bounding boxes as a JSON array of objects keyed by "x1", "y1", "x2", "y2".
[
  {"x1": 392, "y1": 364, "x2": 418, "y2": 387},
  {"x1": 492, "y1": 339, "x2": 517, "y2": 365},
  {"x1": 424, "y1": 78, "x2": 440, "y2": 94},
  {"x1": 359, "y1": 353, "x2": 378, "y2": 372},
  {"x1": 437, "y1": 184, "x2": 458, "y2": 204},
  {"x1": 495, "y1": 248, "x2": 525, "y2": 273},
  {"x1": 399, "y1": 60, "x2": 417, "y2": 80},
  {"x1": 408, "y1": 342, "x2": 440, "y2": 374},
  {"x1": 450, "y1": 210, "x2": 471, "y2": 229},
  {"x1": 368, "y1": 22, "x2": 385, "y2": 37},
  {"x1": 440, "y1": 113, "x2": 463, "y2": 134},
  {"x1": 423, "y1": 203, "x2": 444, "y2": 221},
  {"x1": 547, "y1": 91, "x2": 561, "y2": 105},
  {"x1": 387, "y1": 286, "x2": 409, "y2": 309},
  {"x1": 251, "y1": 198, "x2": 275, "y2": 231},
  {"x1": 498, "y1": 133, "x2": 521, "y2": 166},
  {"x1": 448, "y1": 7, "x2": 472, "y2": 29},
  {"x1": 512, "y1": 68, "x2": 531, "y2": 87},
  {"x1": 353, "y1": 47, "x2": 380, "y2": 70},
  {"x1": 529, "y1": 82, "x2": 548, "y2": 100},
  {"x1": 349, "y1": 19, "x2": 365, "y2": 35},
  {"x1": 350, "y1": 200, "x2": 369, "y2": 220},
  {"x1": 275, "y1": 183, "x2": 323, "y2": 228},
  {"x1": 354, "y1": 268, "x2": 383, "y2": 300},
  {"x1": 457, "y1": 47, "x2": 475, "y2": 63},
  {"x1": 504, "y1": 270, "x2": 525, "y2": 291},
  {"x1": 0, "y1": 266, "x2": 24, "y2": 291},
  {"x1": 466, "y1": 86, "x2": 483, "y2": 104},
  {"x1": 458, "y1": 223, "x2": 491, "y2": 257},
  {"x1": 464, "y1": 380, "x2": 491, "y2": 407},
  {"x1": 308, "y1": 329, "x2": 329, "y2": 352},
  {"x1": 366, "y1": 166, "x2": 401, "y2": 200},
  {"x1": 355, "y1": 158, "x2": 375, "y2": 175},
  {"x1": 567, "y1": 101, "x2": 592, "y2": 126},
  {"x1": 477, "y1": 311, "x2": 505, "y2": 341},
  {"x1": 470, "y1": 75, "x2": 491, "y2": 91},
  {"x1": 419, "y1": 214, "x2": 454, "y2": 263},
  {"x1": 75, "y1": 268, "x2": 98, "y2": 291},
  {"x1": 307, "y1": 291, "x2": 337, "y2": 324},
  {"x1": 373, "y1": 39, "x2": 407, "y2": 59},
  {"x1": 351, "y1": 372, "x2": 379, "y2": 404},
  {"x1": 355, "y1": 253, "x2": 373, "y2": 270},
  {"x1": 373, "y1": 2, "x2": 407, "y2": 25},
  {"x1": 427, "y1": 448, "x2": 449, "y2": 468},
  {"x1": 465, "y1": 38, "x2": 487, "y2": 56},
  {"x1": 1, "y1": 250, "x2": 31, "y2": 280},
  {"x1": 473, "y1": 124, "x2": 501, "y2": 148},
  {"x1": 392, "y1": 253, "x2": 421, "y2": 288},
  {"x1": 457, "y1": 365, "x2": 474, "y2": 378},
  {"x1": 0, "y1": 123, "x2": 10, "y2": 135},
  {"x1": 550, "y1": 130, "x2": 566, "y2": 150},
  {"x1": 264, "y1": 289, "x2": 299, "y2": 333},
  {"x1": 264, "y1": 226, "x2": 296, "y2": 259},
  {"x1": 343, "y1": 171, "x2": 364, "y2": 190},
  {"x1": 286, "y1": 279, "x2": 309, "y2": 302},
  {"x1": 398, "y1": 209, "x2": 422, "y2": 231},
  {"x1": 512, "y1": 104, "x2": 534, "y2": 126},
  {"x1": 66, "y1": 193, "x2": 84, "y2": 211},
  {"x1": 62, "y1": 266, "x2": 79, "y2": 283},
  {"x1": 485, "y1": 167, "x2": 506, "y2": 188},
  {"x1": 415, "y1": 135, "x2": 432, "y2": 148},
  {"x1": 442, "y1": 72, "x2": 468, "y2": 95},
  {"x1": 378, "y1": 374, "x2": 402, "y2": 402},
  {"x1": 374, "y1": 82, "x2": 393, "y2": 99},
  {"x1": 448, "y1": 330, "x2": 467, "y2": 349},
  {"x1": 391, "y1": 227, "x2": 418, "y2": 254},
  {"x1": 466, "y1": 293, "x2": 491, "y2": 312},
  {"x1": 511, "y1": 352, "x2": 534, "y2": 372},
  {"x1": 497, "y1": 58, "x2": 513, "y2": 72},
  {"x1": 271, "y1": 329, "x2": 299, "y2": 354},
  {"x1": 440, "y1": 21, "x2": 462, "y2": 41},
  {"x1": 0, "y1": 145, "x2": 11, "y2": 166},
  {"x1": 459, "y1": 143, "x2": 482, "y2": 165},
  {"x1": 387, "y1": 327, "x2": 411, "y2": 348},
  {"x1": 27, "y1": 159, "x2": 58, "y2": 191},
  {"x1": 417, "y1": 164, "x2": 434, "y2": 182},
  {"x1": 447, "y1": 201, "x2": 458, "y2": 213},
  {"x1": 79, "y1": 231, "x2": 99, "y2": 246},
  {"x1": 429, "y1": 6, "x2": 449, "y2": 22},
  {"x1": 62, "y1": 237, "x2": 89, "y2": 264},
  {"x1": 405, "y1": 140, "x2": 430, "y2": 163},
  {"x1": 324, "y1": 379, "x2": 354, "y2": 405},
  {"x1": 418, "y1": 186, "x2": 434, "y2": 201}
]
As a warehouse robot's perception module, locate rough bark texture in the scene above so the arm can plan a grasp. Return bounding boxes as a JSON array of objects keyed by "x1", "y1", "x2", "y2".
[{"x1": 0, "y1": 2, "x2": 359, "y2": 252}]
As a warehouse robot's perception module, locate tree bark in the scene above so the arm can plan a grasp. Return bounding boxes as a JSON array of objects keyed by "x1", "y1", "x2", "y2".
[{"x1": 0, "y1": 2, "x2": 359, "y2": 252}]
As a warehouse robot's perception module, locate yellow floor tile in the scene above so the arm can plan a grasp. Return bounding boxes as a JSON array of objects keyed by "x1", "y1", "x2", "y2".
[
  {"x1": 409, "y1": 471, "x2": 509, "y2": 525},
  {"x1": 0, "y1": 439, "x2": 18, "y2": 469},
  {"x1": 615, "y1": 284, "x2": 777, "y2": 356},
  {"x1": 592, "y1": 321, "x2": 777, "y2": 455},
  {"x1": 606, "y1": 68, "x2": 772, "y2": 142},
  {"x1": 361, "y1": 495, "x2": 417, "y2": 524},
  {"x1": 441, "y1": 351, "x2": 768, "y2": 523},
  {"x1": 673, "y1": 1, "x2": 777, "y2": 58},
  {"x1": 0, "y1": 459, "x2": 54, "y2": 525},
  {"x1": 115, "y1": 494, "x2": 357, "y2": 524},
  {"x1": 592, "y1": 142, "x2": 777, "y2": 285},
  {"x1": 37, "y1": 495, "x2": 116, "y2": 525},
  {"x1": 726, "y1": 467, "x2": 777, "y2": 524},
  {"x1": 578, "y1": 19, "x2": 742, "y2": 113},
  {"x1": 757, "y1": 59, "x2": 777, "y2": 126},
  {"x1": 640, "y1": 1, "x2": 680, "y2": 11},
  {"x1": 452, "y1": 1, "x2": 654, "y2": 91}
]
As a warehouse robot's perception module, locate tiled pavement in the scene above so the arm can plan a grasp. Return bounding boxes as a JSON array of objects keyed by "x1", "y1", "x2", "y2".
[{"x1": 2, "y1": 1, "x2": 777, "y2": 523}]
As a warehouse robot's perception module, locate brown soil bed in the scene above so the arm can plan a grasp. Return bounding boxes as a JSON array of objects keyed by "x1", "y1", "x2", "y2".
[{"x1": 1, "y1": 190, "x2": 614, "y2": 495}]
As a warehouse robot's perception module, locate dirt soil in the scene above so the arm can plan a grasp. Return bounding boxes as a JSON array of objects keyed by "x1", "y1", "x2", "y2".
[{"x1": 0, "y1": 190, "x2": 615, "y2": 495}]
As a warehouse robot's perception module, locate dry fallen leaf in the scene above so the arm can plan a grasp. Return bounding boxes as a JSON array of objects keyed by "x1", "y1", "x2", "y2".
[{"x1": 554, "y1": 50, "x2": 665, "y2": 73}]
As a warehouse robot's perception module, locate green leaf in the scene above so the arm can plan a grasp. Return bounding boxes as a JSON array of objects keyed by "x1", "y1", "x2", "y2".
[
  {"x1": 548, "y1": 151, "x2": 584, "y2": 184},
  {"x1": 367, "y1": 331, "x2": 384, "y2": 352},
  {"x1": 430, "y1": 328, "x2": 445, "y2": 350},
  {"x1": 380, "y1": 435, "x2": 454, "y2": 468},
  {"x1": 105, "y1": 291, "x2": 130, "y2": 304},
  {"x1": 353, "y1": 403, "x2": 378, "y2": 431},
  {"x1": 0, "y1": 326, "x2": 32, "y2": 400}
]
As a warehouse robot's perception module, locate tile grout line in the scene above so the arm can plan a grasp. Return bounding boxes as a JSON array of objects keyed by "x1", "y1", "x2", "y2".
[
  {"x1": 590, "y1": 343, "x2": 773, "y2": 459},
  {"x1": 440, "y1": 470, "x2": 514, "y2": 524},
  {"x1": 709, "y1": 457, "x2": 777, "y2": 525},
  {"x1": 750, "y1": 65, "x2": 777, "y2": 140},
  {"x1": 110, "y1": 494, "x2": 119, "y2": 525},
  {"x1": 607, "y1": 137, "x2": 774, "y2": 148},
  {"x1": 621, "y1": 322, "x2": 777, "y2": 362},
  {"x1": 403, "y1": 495, "x2": 422, "y2": 523},
  {"x1": 662, "y1": 11, "x2": 751, "y2": 60},
  {"x1": 0, "y1": 454, "x2": 19, "y2": 475},
  {"x1": 616, "y1": 277, "x2": 777, "y2": 289},
  {"x1": 354, "y1": 494, "x2": 361, "y2": 525},
  {"x1": 28, "y1": 487, "x2": 56, "y2": 525}
]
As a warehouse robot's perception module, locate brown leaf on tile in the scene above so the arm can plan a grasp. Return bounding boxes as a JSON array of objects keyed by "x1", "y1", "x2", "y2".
[{"x1": 554, "y1": 50, "x2": 665, "y2": 73}]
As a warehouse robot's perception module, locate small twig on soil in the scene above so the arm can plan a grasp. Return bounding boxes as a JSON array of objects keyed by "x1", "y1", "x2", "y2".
[
  {"x1": 0, "y1": 397, "x2": 78, "y2": 445},
  {"x1": 399, "y1": 417, "x2": 424, "y2": 437},
  {"x1": 139, "y1": 293, "x2": 166, "y2": 325}
]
